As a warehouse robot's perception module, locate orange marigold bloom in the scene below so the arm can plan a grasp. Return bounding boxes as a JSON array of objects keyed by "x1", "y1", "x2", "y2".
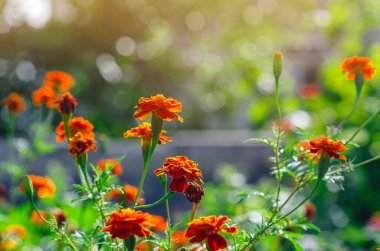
[
  {"x1": 135, "y1": 242, "x2": 164, "y2": 251},
  {"x1": 2, "y1": 92, "x2": 25, "y2": 113},
  {"x1": 341, "y1": 56, "x2": 376, "y2": 80},
  {"x1": 154, "y1": 156, "x2": 203, "y2": 193},
  {"x1": 97, "y1": 159, "x2": 123, "y2": 176},
  {"x1": 30, "y1": 211, "x2": 47, "y2": 225},
  {"x1": 43, "y1": 71, "x2": 74, "y2": 91},
  {"x1": 123, "y1": 122, "x2": 172, "y2": 145},
  {"x1": 150, "y1": 215, "x2": 167, "y2": 232},
  {"x1": 56, "y1": 116, "x2": 94, "y2": 142},
  {"x1": 20, "y1": 175, "x2": 56, "y2": 198},
  {"x1": 56, "y1": 92, "x2": 77, "y2": 114},
  {"x1": 308, "y1": 136, "x2": 347, "y2": 161},
  {"x1": 172, "y1": 230, "x2": 188, "y2": 246},
  {"x1": 134, "y1": 94, "x2": 183, "y2": 122},
  {"x1": 69, "y1": 132, "x2": 97, "y2": 158},
  {"x1": 5, "y1": 225, "x2": 27, "y2": 239},
  {"x1": 102, "y1": 208, "x2": 155, "y2": 239},
  {"x1": 185, "y1": 215, "x2": 238, "y2": 251},
  {"x1": 32, "y1": 86, "x2": 58, "y2": 109},
  {"x1": 106, "y1": 185, "x2": 145, "y2": 205}
]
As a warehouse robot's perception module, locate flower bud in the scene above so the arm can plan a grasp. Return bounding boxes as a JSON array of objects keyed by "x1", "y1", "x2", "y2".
[
  {"x1": 273, "y1": 51, "x2": 283, "y2": 81},
  {"x1": 184, "y1": 182, "x2": 204, "y2": 204},
  {"x1": 22, "y1": 176, "x2": 34, "y2": 201}
]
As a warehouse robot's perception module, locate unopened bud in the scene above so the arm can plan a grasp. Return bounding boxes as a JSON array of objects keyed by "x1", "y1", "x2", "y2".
[
  {"x1": 56, "y1": 92, "x2": 77, "y2": 115},
  {"x1": 184, "y1": 182, "x2": 204, "y2": 204},
  {"x1": 22, "y1": 176, "x2": 34, "y2": 201},
  {"x1": 273, "y1": 51, "x2": 283, "y2": 81}
]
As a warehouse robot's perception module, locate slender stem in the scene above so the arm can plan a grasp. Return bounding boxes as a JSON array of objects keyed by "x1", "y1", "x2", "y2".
[
  {"x1": 346, "y1": 108, "x2": 380, "y2": 144},
  {"x1": 335, "y1": 83, "x2": 362, "y2": 133},
  {"x1": 274, "y1": 77, "x2": 282, "y2": 212},
  {"x1": 134, "y1": 192, "x2": 174, "y2": 209},
  {"x1": 164, "y1": 176, "x2": 171, "y2": 250},
  {"x1": 132, "y1": 135, "x2": 159, "y2": 208},
  {"x1": 329, "y1": 154, "x2": 380, "y2": 175}
]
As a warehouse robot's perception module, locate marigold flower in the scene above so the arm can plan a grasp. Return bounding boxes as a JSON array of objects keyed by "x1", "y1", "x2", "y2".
[
  {"x1": 0, "y1": 239, "x2": 17, "y2": 249},
  {"x1": 43, "y1": 71, "x2": 74, "y2": 91},
  {"x1": 304, "y1": 202, "x2": 316, "y2": 222},
  {"x1": 135, "y1": 242, "x2": 164, "y2": 251},
  {"x1": 185, "y1": 182, "x2": 204, "y2": 204},
  {"x1": 32, "y1": 86, "x2": 57, "y2": 109},
  {"x1": 56, "y1": 117, "x2": 94, "y2": 142},
  {"x1": 30, "y1": 211, "x2": 47, "y2": 225},
  {"x1": 172, "y1": 230, "x2": 188, "y2": 247},
  {"x1": 106, "y1": 184, "x2": 145, "y2": 205},
  {"x1": 308, "y1": 136, "x2": 347, "y2": 161},
  {"x1": 123, "y1": 122, "x2": 172, "y2": 145},
  {"x1": 134, "y1": 94, "x2": 183, "y2": 122},
  {"x1": 150, "y1": 215, "x2": 167, "y2": 232},
  {"x1": 2, "y1": 92, "x2": 25, "y2": 113},
  {"x1": 185, "y1": 215, "x2": 238, "y2": 251},
  {"x1": 56, "y1": 92, "x2": 77, "y2": 114},
  {"x1": 5, "y1": 225, "x2": 27, "y2": 239},
  {"x1": 154, "y1": 156, "x2": 203, "y2": 193},
  {"x1": 97, "y1": 159, "x2": 123, "y2": 176},
  {"x1": 341, "y1": 56, "x2": 376, "y2": 80},
  {"x1": 19, "y1": 175, "x2": 56, "y2": 198},
  {"x1": 68, "y1": 132, "x2": 97, "y2": 158},
  {"x1": 102, "y1": 208, "x2": 155, "y2": 239},
  {"x1": 52, "y1": 209, "x2": 67, "y2": 227}
]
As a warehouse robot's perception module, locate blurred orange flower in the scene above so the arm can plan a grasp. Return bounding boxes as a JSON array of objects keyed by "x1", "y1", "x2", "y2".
[
  {"x1": 304, "y1": 202, "x2": 316, "y2": 222},
  {"x1": 69, "y1": 132, "x2": 97, "y2": 158},
  {"x1": 43, "y1": 71, "x2": 74, "y2": 91},
  {"x1": 106, "y1": 185, "x2": 145, "y2": 205},
  {"x1": 123, "y1": 122, "x2": 172, "y2": 145},
  {"x1": 172, "y1": 230, "x2": 188, "y2": 247},
  {"x1": 135, "y1": 242, "x2": 164, "y2": 251},
  {"x1": 5, "y1": 225, "x2": 27, "y2": 239},
  {"x1": 150, "y1": 215, "x2": 167, "y2": 232},
  {"x1": 341, "y1": 56, "x2": 376, "y2": 80},
  {"x1": 185, "y1": 215, "x2": 238, "y2": 251},
  {"x1": 55, "y1": 116, "x2": 94, "y2": 142},
  {"x1": 20, "y1": 175, "x2": 56, "y2": 198},
  {"x1": 3, "y1": 92, "x2": 25, "y2": 113},
  {"x1": 30, "y1": 211, "x2": 47, "y2": 225},
  {"x1": 134, "y1": 94, "x2": 183, "y2": 122},
  {"x1": 56, "y1": 92, "x2": 77, "y2": 114},
  {"x1": 32, "y1": 86, "x2": 57, "y2": 109},
  {"x1": 296, "y1": 140, "x2": 313, "y2": 161},
  {"x1": 97, "y1": 159, "x2": 123, "y2": 176},
  {"x1": 102, "y1": 208, "x2": 155, "y2": 239},
  {"x1": 154, "y1": 156, "x2": 203, "y2": 193},
  {"x1": 309, "y1": 136, "x2": 347, "y2": 161}
]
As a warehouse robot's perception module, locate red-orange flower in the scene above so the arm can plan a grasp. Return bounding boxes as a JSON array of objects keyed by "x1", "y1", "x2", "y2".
[
  {"x1": 150, "y1": 215, "x2": 167, "y2": 232},
  {"x1": 68, "y1": 132, "x2": 97, "y2": 158},
  {"x1": 102, "y1": 208, "x2": 155, "y2": 239},
  {"x1": 172, "y1": 230, "x2": 188, "y2": 247},
  {"x1": 52, "y1": 209, "x2": 67, "y2": 227},
  {"x1": 185, "y1": 215, "x2": 238, "y2": 251},
  {"x1": 106, "y1": 185, "x2": 145, "y2": 205},
  {"x1": 154, "y1": 156, "x2": 203, "y2": 193},
  {"x1": 55, "y1": 116, "x2": 94, "y2": 142},
  {"x1": 43, "y1": 71, "x2": 74, "y2": 91},
  {"x1": 308, "y1": 136, "x2": 347, "y2": 161},
  {"x1": 30, "y1": 211, "x2": 47, "y2": 225},
  {"x1": 32, "y1": 86, "x2": 58, "y2": 109},
  {"x1": 97, "y1": 159, "x2": 123, "y2": 176},
  {"x1": 123, "y1": 122, "x2": 172, "y2": 145},
  {"x1": 2, "y1": 92, "x2": 25, "y2": 113},
  {"x1": 19, "y1": 175, "x2": 56, "y2": 198},
  {"x1": 341, "y1": 56, "x2": 376, "y2": 80},
  {"x1": 304, "y1": 202, "x2": 316, "y2": 222},
  {"x1": 56, "y1": 92, "x2": 77, "y2": 114},
  {"x1": 134, "y1": 94, "x2": 183, "y2": 122}
]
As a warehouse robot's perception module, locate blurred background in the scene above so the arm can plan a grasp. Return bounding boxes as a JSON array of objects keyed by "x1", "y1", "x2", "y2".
[{"x1": 1, "y1": 0, "x2": 380, "y2": 250}]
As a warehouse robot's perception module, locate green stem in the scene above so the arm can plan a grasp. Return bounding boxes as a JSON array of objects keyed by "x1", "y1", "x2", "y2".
[
  {"x1": 329, "y1": 154, "x2": 380, "y2": 175},
  {"x1": 132, "y1": 135, "x2": 159, "y2": 208},
  {"x1": 346, "y1": 108, "x2": 380, "y2": 144},
  {"x1": 134, "y1": 192, "x2": 174, "y2": 209},
  {"x1": 274, "y1": 77, "x2": 282, "y2": 212},
  {"x1": 6, "y1": 113, "x2": 15, "y2": 161},
  {"x1": 335, "y1": 82, "x2": 362, "y2": 133},
  {"x1": 163, "y1": 176, "x2": 171, "y2": 250}
]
